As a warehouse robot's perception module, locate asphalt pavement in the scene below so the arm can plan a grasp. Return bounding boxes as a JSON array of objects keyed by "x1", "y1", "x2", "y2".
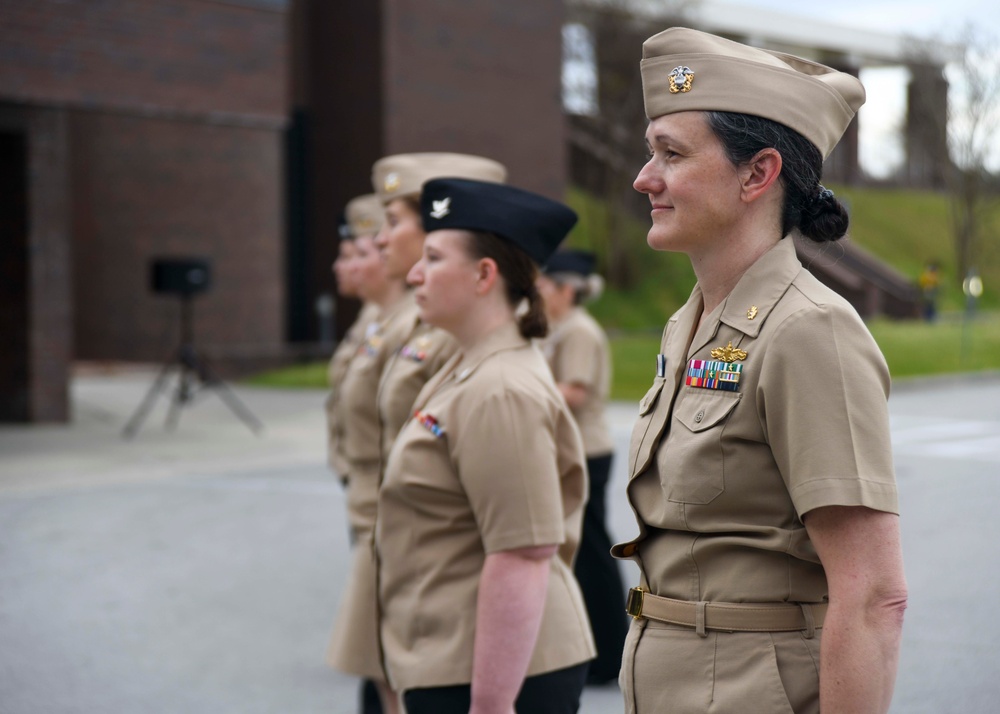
[{"x1": 1, "y1": 366, "x2": 999, "y2": 713}]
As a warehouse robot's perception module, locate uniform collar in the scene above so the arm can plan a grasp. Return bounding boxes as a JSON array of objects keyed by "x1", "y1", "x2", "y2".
[
  {"x1": 454, "y1": 320, "x2": 528, "y2": 383},
  {"x1": 717, "y1": 236, "x2": 801, "y2": 338}
]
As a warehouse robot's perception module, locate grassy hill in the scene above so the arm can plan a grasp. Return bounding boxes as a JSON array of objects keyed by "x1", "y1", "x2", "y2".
[{"x1": 562, "y1": 183, "x2": 1000, "y2": 328}]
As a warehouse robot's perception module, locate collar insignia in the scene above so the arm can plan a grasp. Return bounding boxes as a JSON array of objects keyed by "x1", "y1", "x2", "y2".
[
  {"x1": 656, "y1": 354, "x2": 667, "y2": 378},
  {"x1": 747, "y1": 305, "x2": 758, "y2": 320},
  {"x1": 430, "y1": 197, "x2": 451, "y2": 219},
  {"x1": 384, "y1": 172, "x2": 401, "y2": 192},
  {"x1": 668, "y1": 65, "x2": 694, "y2": 94},
  {"x1": 710, "y1": 341, "x2": 747, "y2": 363}
]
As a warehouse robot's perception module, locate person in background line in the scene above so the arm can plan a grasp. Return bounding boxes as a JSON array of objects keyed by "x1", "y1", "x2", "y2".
[
  {"x1": 325, "y1": 195, "x2": 383, "y2": 485},
  {"x1": 371, "y1": 153, "x2": 507, "y2": 466},
  {"x1": 613, "y1": 27, "x2": 907, "y2": 714},
  {"x1": 377, "y1": 178, "x2": 596, "y2": 714},
  {"x1": 327, "y1": 215, "x2": 409, "y2": 714},
  {"x1": 918, "y1": 260, "x2": 941, "y2": 322},
  {"x1": 536, "y1": 249, "x2": 626, "y2": 686}
]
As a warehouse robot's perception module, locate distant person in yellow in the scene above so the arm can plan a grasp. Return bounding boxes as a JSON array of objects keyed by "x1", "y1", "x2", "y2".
[{"x1": 918, "y1": 261, "x2": 941, "y2": 322}]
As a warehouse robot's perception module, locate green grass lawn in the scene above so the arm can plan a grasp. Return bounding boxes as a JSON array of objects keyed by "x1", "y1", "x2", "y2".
[{"x1": 246, "y1": 311, "x2": 1000, "y2": 401}]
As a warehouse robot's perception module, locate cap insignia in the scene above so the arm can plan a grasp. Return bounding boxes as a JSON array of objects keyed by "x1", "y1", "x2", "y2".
[
  {"x1": 384, "y1": 172, "x2": 401, "y2": 192},
  {"x1": 747, "y1": 305, "x2": 758, "y2": 320},
  {"x1": 357, "y1": 218, "x2": 374, "y2": 230},
  {"x1": 430, "y1": 197, "x2": 451, "y2": 219},
  {"x1": 668, "y1": 65, "x2": 694, "y2": 94},
  {"x1": 710, "y1": 341, "x2": 747, "y2": 363}
]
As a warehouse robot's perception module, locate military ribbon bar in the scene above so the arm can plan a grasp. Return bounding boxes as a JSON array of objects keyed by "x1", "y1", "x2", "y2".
[
  {"x1": 413, "y1": 409, "x2": 445, "y2": 438},
  {"x1": 685, "y1": 359, "x2": 743, "y2": 392}
]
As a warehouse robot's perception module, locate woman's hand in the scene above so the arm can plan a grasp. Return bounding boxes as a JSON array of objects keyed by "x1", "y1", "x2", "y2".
[
  {"x1": 804, "y1": 505, "x2": 908, "y2": 714},
  {"x1": 469, "y1": 544, "x2": 558, "y2": 714}
]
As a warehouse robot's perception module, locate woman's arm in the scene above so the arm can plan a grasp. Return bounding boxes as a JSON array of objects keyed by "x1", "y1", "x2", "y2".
[
  {"x1": 469, "y1": 544, "x2": 558, "y2": 714},
  {"x1": 804, "y1": 505, "x2": 908, "y2": 714},
  {"x1": 557, "y1": 381, "x2": 589, "y2": 410}
]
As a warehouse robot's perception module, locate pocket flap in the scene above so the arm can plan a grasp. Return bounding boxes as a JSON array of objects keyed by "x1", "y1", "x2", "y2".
[{"x1": 675, "y1": 390, "x2": 741, "y2": 432}]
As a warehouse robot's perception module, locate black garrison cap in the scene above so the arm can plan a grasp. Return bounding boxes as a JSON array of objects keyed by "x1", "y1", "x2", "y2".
[
  {"x1": 420, "y1": 178, "x2": 578, "y2": 266},
  {"x1": 545, "y1": 249, "x2": 596, "y2": 276}
]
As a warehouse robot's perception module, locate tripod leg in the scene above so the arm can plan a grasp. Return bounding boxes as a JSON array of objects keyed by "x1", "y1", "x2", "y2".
[
  {"x1": 165, "y1": 361, "x2": 193, "y2": 431},
  {"x1": 122, "y1": 361, "x2": 175, "y2": 439},
  {"x1": 191, "y1": 353, "x2": 264, "y2": 435}
]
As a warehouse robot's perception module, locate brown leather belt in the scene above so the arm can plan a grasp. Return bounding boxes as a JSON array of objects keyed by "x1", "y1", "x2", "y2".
[{"x1": 626, "y1": 587, "x2": 826, "y2": 636}]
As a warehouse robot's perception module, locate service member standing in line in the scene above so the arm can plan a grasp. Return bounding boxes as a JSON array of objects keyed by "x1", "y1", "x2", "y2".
[
  {"x1": 536, "y1": 249, "x2": 627, "y2": 686},
  {"x1": 325, "y1": 195, "x2": 383, "y2": 484},
  {"x1": 377, "y1": 178, "x2": 596, "y2": 714},
  {"x1": 612, "y1": 28, "x2": 907, "y2": 713},
  {"x1": 371, "y1": 153, "x2": 506, "y2": 462},
  {"x1": 327, "y1": 221, "x2": 409, "y2": 714}
]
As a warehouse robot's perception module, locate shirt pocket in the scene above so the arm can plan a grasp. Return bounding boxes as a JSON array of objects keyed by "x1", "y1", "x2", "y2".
[{"x1": 660, "y1": 390, "x2": 741, "y2": 505}]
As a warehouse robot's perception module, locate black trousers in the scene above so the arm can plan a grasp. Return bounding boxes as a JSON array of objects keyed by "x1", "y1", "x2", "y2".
[
  {"x1": 574, "y1": 453, "x2": 627, "y2": 684},
  {"x1": 403, "y1": 662, "x2": 589, "y2": 714}
]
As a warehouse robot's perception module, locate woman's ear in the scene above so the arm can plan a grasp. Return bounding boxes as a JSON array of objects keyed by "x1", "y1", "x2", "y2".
[
  {"x1": 475, "y1": 257, "x2": 500, "y2": 295},
  {"x1": 739, "y1": 148, "x2": 782, "y2": 203}
]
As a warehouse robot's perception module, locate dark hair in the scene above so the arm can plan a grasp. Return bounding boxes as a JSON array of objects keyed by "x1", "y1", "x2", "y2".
[
  {"x1": 705, "y1": 111, "x2": 850, "y2": 243},
  {"x1": 464, "y1": 231, "x2": 548, "y2": 338}
]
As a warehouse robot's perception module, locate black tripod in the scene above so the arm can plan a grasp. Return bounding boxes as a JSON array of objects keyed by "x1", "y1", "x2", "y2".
[{"x1": 122, "y1": 294, "x2": 263, "y2": 439}]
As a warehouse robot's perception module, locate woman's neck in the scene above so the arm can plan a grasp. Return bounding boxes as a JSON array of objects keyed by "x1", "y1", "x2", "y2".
[
  {"x1": 449, "y1": 299, "x2": 517, "y2": 354},
  {"x1": 370, "y1": 280, "x2": 408, "y2": 311},
  {"x1": 690, "y1": 226, "x2": 781, "y2": 317}
]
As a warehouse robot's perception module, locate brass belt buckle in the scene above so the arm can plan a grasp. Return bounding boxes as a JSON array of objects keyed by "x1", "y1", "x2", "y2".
[{"x1": 626, "y1": 587, "x2": 645, "y2": 620}]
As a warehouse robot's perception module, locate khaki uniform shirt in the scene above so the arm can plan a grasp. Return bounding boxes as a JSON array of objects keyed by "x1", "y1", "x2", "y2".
[
  {"x1": 325, "y1": 302, "x2": 380, "y2": 477},
  {"x1": 539, "y1": 307, "x2": 614, "y2": 457},
  {"x1": 377, "y1": 322, "x2": 596, "y2": 691},
  {"x1": 338, "y1": 292, "x2": 417, "y2": 534},
  {"x1": 377, "y1": 311, "x2": 458, "y2": 466},
  {"x1": 612, "y1": 238, "x2": 898, "y2": 604}
]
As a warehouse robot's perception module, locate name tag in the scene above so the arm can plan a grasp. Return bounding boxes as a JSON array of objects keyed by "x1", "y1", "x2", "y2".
[{"x1": 686, "y1": 359, "x2": 742, "y2": 392}]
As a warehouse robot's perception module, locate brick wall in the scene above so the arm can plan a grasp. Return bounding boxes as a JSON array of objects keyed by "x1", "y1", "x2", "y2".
[
  {"x1": 70, "y1": 110, "x2": 285, "y2": 362},
  {"x1": 0, "y1": 0, "x2": 288, "y2": 121},
  {"x1": 381, "y1": 0, "x2": 568, "y2": 199}
]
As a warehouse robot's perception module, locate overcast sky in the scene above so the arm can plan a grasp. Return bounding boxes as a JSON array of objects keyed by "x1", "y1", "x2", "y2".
[{"x1": 724, "y1": 0, "x2": 1000, "y2": 175}]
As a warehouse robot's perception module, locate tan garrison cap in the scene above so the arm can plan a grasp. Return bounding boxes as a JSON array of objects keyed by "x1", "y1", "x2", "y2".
[
  {"x1": 345, "y1": 193, "x2": 384, "y2": 238},
  {"x1": 371, "y1": 153, "x2": 507, "y2": 204},
  {"x1": 641, "y1": 27, "x2": 865, "y2": 157}
]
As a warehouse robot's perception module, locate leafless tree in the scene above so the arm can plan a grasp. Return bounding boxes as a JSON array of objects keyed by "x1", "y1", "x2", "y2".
[
  {"x1": 908, "y1": 26, "x2": 1000, "y2": 284},
  {"x1": 564, "y1": 0, "x2": 695, "y2": 288}
]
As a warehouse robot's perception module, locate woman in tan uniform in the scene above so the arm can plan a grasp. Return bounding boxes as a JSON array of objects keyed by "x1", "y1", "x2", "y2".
[
  {"x1": 327, "y1": 225, "x2": 409, "y2": 714},
  {"x1": 371, "y1": 153, "x2": 506, "y2": 463},
  {"x1": 613, "y1": 28, "x2": 907, "y2": 713},
  {"x1": 536, "y1": 250, "x2": 626, "y2": 685},
  {"x1": 377, "y1": 178, "x2": 596, "y2": 713},
  {"x1": 326, "y1": 194, "x2": 382, "y2": 484}
]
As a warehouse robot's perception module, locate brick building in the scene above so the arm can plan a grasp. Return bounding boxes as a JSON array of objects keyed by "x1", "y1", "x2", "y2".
[
  {"x1": 1, "y1": 0, "x2": 570, "y2": 422},
  {"x1": 0, "y1": 0, "x2": 290, "y2": 422}
]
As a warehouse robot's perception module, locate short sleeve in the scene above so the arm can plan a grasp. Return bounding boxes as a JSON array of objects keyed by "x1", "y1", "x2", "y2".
[
  {"x1": 553, "y1": 326, "x2": 600, "y2": 389},
  {"x1": 758, "y1": 304, "x2": 899, "y2": 517},
  {"x1": 451, "y1": 386, "x2": 566, "y2": 553}
]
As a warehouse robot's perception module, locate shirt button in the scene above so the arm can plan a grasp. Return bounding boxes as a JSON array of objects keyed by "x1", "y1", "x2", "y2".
[{"x1": 694, "y1": 410, "x2": 705, "y2": 423}]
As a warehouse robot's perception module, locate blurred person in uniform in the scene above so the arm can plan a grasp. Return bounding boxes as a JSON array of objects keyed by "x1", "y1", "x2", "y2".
[
  {"x1": 325, "y1": 195, "x2": 383, "y2": 484},
  {"x1": 371, "y1": 153, "x2": 507, "y2": 464},
  {"x1": 918, "y1": 260, "x2": 941, "y2": 322},
  {"x1": 377, "y1": 178, "x2": 596, "y2": 714},
  {"x1": 536, "y1": 249, "x2": 626, "y2": 685},
  {"x1": 613, "y1": 28, "x2": 907, "y2": 713},
  {"x1": 327, "y1": 214, "x2": 410, "y2": 714}
]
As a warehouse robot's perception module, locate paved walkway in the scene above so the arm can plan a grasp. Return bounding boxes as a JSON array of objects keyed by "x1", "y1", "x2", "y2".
[{"x1": 2, "y1": 367, "x2": 1000, "y2": 713}]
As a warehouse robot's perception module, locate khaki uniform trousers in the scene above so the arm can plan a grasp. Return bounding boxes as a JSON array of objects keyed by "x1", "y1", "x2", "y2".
[{"x1": 621, "y1": 617, "x2": 821, "y2": 714}]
